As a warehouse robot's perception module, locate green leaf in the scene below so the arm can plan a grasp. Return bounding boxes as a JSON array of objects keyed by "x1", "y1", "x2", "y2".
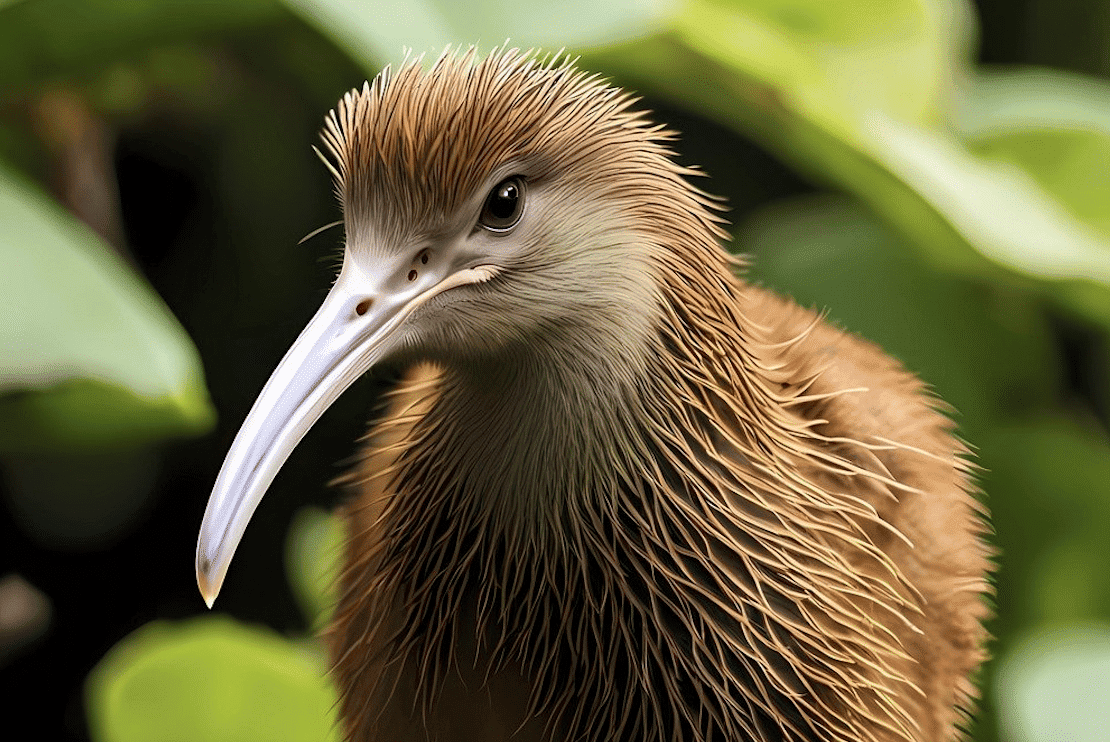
[
  {"x1": 675, "y1": 0, "x2": 966, "y2": 127},
  {"x1": 958, "y1": 67, "x2": 1110, "y2": 157},
  {"x1": 87, "y1": 617, "x2": 340, "y2": 742},
  {"x1": 866, "y1": 114, "x2": 1110, "y2": 282},
  {"x1": 996, "y1": 625, "x2": 1110, "y2": 742},
  {"x1": 285, "y1": 506, "x2": 344, "y2": 631},
  {"x1": 957, "y1": 67, "x2": 1110, "y2": 323},
  {"x1": 0, "y1": 0, "x2": 276, "y2": 94},
  {"x1": 279, "y1": 0, "x2": 676, "y2": 72},
  {"x1": 0, "y1": 162, "x2": 214, "y2": 451},
  {"x1": 741, "y1": 194, "x2": 1060, "y2": 437}
]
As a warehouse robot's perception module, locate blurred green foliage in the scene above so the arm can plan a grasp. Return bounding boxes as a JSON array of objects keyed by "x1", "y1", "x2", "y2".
[
  {"x1": 0, "y1": 159, "x2": 213, "y2": 451},
  {"x1": 86, "y1": 616, "x2": 340, "y2": 742},
  {"x1": 995, "y1": 625, "x2": 1110, "y2": 742},
  {"x1": 283, "y1": 505, "x2": 342, "y2": 633},
  {"x1": 1, "y1": 0, "x2": 1108, "y2": 740}
]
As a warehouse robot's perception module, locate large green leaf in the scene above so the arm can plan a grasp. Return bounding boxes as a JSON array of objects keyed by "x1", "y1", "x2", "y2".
[
  {"x1": 674, "y1": 0, "x2": 965, "y2": 128},
  {"x1": 279, "y1": 0, "x2": 676, "y2": 70},
  {"x1": 0, "y1": 0, "x2": 276, "y2": 94},
  {"x1": 0, "y1": 163, "x2": 214, "y2": 450},
  {"x1": 957, "y1": 67, "x2": 1110, "y2": 324},
  {"x1": 866, "y1": 115, "x2": 1110, "y2": 282},
  {"x1": 86, "y1": 617, "x2": 340, "y2": 742},
  {"x1": 995, "y1": 625, "x2": 1110, "y2": 742}
]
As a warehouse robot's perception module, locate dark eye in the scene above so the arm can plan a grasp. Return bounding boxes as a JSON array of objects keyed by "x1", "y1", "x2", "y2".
[{"x1": 479, "y1": 176, "x2": 526, "y2": 232}]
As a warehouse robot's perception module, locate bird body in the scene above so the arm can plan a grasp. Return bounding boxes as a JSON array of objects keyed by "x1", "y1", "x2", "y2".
[{"x1": 197, "y1": 49, "x2": 991, "y2": 742}]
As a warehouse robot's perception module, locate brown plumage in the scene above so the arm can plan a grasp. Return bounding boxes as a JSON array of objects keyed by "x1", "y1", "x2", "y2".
[{"x1": 197, "y1": 48, "x2": 991, "y2": 742}]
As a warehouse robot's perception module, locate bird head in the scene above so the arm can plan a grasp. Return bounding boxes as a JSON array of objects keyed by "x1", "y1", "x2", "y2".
[{"x1": 196, "y1": 48, "x2": 726, "y2": 606}]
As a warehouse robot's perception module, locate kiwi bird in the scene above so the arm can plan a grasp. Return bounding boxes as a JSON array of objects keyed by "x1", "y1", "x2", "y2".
[{"x1": 196, "y1": 49, "x2": 991, "y2": 742}]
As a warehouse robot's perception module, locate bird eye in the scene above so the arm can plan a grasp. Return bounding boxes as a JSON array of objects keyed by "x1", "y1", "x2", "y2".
[{"x1": 479, "y1": 176, "x2": 526, "y2": 232}]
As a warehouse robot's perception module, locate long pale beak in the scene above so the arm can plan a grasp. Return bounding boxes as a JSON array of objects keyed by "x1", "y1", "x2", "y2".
[{"x1": 196, "y1": 251, "x2": 496, "y2": 607}]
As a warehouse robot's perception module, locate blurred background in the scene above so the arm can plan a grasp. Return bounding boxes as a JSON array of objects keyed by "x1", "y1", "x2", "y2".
[{"x1": 2, "y1": 0, "x2": 1109, "y2": 739}]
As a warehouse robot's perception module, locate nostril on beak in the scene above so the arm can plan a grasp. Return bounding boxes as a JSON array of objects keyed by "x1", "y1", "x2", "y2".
[{"x1": 355, "y1": 299, "x2": 372, "y2": 316}]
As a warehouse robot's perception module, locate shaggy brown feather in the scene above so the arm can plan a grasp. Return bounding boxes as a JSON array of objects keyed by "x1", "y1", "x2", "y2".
[{"x1": 325, "y1": 49, "x2": 991, "y2": 742}]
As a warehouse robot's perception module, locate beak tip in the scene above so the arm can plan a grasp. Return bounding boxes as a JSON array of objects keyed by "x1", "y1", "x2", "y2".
[
  {"x1": 197, "y1": 572, "x2": 221, "y2": 609},
  {"x1": 196, "y1": 553, "x2": 223, "y2": 609}
]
